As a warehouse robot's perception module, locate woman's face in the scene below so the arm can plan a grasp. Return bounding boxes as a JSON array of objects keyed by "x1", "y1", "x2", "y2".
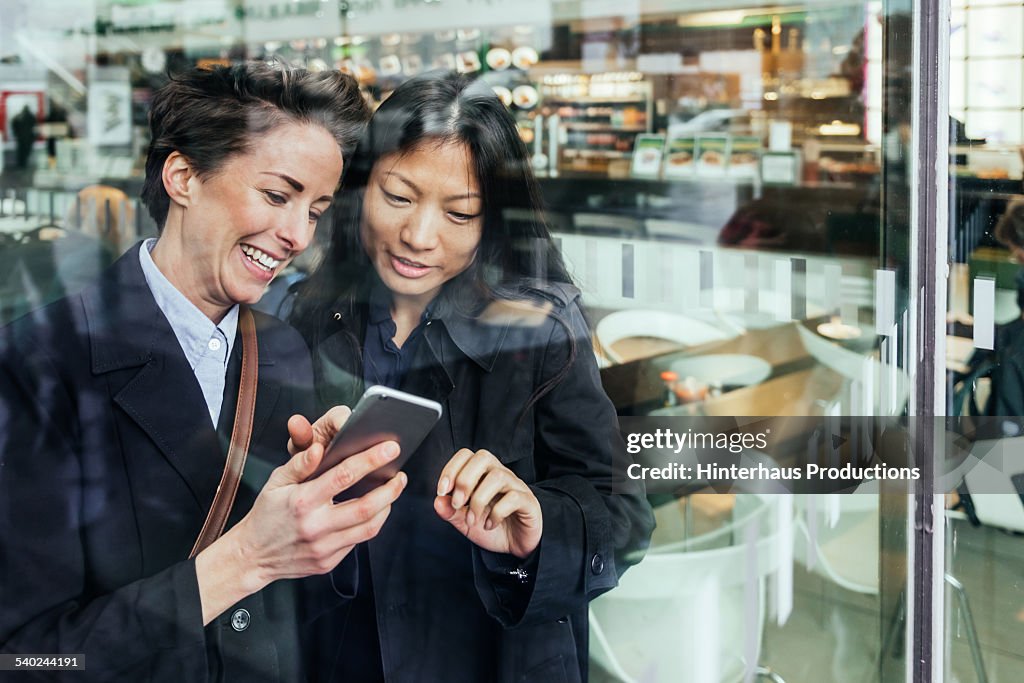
[
  {"x1": 360, "y1": 140, "x2": 483, "y2": 312},
  {"x1": 156, "y1": 121, "x2": 342, "y2": 320}
]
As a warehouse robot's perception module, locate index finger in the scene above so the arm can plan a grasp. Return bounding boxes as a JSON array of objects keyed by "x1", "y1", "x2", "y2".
[
  {"x1": 437, "y1": 448, "x2": 476, "y2": 496},
  {"x1": 311, "y1": 439, "x2": 400, "y2": 500}
]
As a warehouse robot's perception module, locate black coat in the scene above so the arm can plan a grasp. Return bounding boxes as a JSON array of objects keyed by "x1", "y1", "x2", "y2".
[
  {"x1": 304, "y1": 281, "x2": 654, "y2": 683},
  {"x1": 0, "y1": 245, "x2": 342, "y2": 682}
]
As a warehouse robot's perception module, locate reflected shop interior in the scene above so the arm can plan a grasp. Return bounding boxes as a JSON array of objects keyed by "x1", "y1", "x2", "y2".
[{"x1": 2, "y1": 0, "x2": 1024, "y2": 681}]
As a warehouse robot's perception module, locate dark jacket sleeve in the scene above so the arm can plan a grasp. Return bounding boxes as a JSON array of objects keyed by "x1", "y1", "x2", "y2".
[
  {"x1": 0, "y1": 342, "x2": 209, "y2": 681},
  {"x1": 473, "y1": 298, "x2": 654, "y2": 627},
  {"x1": 255, "y1": 316, "x2": 359, "y2": 624}
]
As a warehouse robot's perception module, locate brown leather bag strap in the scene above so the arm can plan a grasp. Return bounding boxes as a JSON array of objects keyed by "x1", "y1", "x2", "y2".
[{"x1": 189, "y1": 306, "x2": 259, "y2": 559}]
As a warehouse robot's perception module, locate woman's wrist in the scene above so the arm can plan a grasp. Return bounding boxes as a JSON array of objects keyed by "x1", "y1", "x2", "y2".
[{"x1": 194, "y1": 524, "x2": 269, "y2": 625}]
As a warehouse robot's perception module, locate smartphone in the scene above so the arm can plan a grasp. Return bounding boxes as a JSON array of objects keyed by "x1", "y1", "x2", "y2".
[{"x1": 307, "y1": 385, "x2": 443, "y2": 498}]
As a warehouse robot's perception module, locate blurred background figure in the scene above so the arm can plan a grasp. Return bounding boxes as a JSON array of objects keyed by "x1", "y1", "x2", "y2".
[{"x1": 12, "y1": 105, "x2": 36, "y2": 169}]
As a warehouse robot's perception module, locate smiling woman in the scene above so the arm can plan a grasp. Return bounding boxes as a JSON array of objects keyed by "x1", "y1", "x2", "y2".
[
  {"x1": 0, "y1": 63, "x2": 413, "y2": 683},
  {"x1": 150, "y1": 122, "x2": 342, "y2": 321}
]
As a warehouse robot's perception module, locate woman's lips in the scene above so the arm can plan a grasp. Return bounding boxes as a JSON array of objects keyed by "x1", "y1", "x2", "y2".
[
  {"x1": 238, "y1": 245, "x2": 276, "y2": 283},
  {"x1": 390, "y1": 254, "x2": 432, "y2": 279}
]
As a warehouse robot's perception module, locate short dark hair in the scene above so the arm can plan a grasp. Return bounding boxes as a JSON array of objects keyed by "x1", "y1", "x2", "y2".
[
  {"x1": 141, "y1": 62, "x2": 368, "y2": 229},
  {"x1": 995, "y1": 197, "x2": 1024, "y2": 251}
]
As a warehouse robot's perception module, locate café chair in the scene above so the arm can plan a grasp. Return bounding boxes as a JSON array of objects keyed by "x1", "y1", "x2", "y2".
[
  {"x1": 589, "y1": 494, "x2": 787, "y2": 683},
  {"x1": 594, "y1": 309, "x2": 734, "y2": 365},
  {"x1": 795, "y1": 324, "x2": 909, "y2": 416},
  {"x1": 795, "y1": 487, "x2": 989, "y2": 683},
  {"x1": 793, "y1": 484, "x2": 880, "y2": 594}
]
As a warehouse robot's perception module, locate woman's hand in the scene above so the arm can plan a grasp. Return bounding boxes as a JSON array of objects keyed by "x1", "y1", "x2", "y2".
[
  {"x1": 195, "y1": 439, "x2": 406, "y2": 625},
  {"x1": 286, "y1": 405, "x2": 352, "y2": 454},
  {"x1": 434, "y1": 448, "x2": 542, "y2": 560}
]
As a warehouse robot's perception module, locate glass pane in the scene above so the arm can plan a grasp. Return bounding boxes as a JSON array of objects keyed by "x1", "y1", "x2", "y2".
[
  {"x1": 1, "y1": 1, "x2": 922, "y2": 682},
  {"x1": 946, "y1": 0, "x2": 1024, "y2": 681}
]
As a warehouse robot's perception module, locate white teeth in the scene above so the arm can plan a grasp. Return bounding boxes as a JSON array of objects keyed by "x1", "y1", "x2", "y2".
[{"x1": 241, "y1": 245, "x2": 280, "y2": 271}]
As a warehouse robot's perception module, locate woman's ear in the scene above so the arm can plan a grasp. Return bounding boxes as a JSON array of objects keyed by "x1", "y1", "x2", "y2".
[{"x1": 162, "y1": 151, "x2": 197, "y2": 209}]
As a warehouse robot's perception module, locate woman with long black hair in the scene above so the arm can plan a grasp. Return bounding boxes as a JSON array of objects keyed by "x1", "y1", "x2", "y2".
[{"x1": 292, "y1": 71, "x2": 653, "y2": 683}]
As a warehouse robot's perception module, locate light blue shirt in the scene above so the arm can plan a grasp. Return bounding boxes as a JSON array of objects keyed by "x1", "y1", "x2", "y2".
[{"x1": 139, "y1": 238, "x2": 238, "y2": 426}]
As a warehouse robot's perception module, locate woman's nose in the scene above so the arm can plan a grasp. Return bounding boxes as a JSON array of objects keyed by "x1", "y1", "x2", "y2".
[
  {"x1": 276, "y1": 208, "x2": 314, "y2": 254},
  {"x1": 400, "y1": 210, "x2": 440, "y2": 251}
]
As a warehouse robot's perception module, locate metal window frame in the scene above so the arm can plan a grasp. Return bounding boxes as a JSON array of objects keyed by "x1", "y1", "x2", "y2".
[{"x1": 907, "y1": 0, "x2": 949, "y2": 680}]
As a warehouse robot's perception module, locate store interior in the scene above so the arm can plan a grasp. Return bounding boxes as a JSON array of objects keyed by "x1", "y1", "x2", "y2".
[{"x1": 2, "y1": 1, "x2": 1024, "y2": 681}]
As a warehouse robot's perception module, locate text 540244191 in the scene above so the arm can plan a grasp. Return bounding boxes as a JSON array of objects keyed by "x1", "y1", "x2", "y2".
[{"x1": 0, "y1": 655, "x2": 85, "y2": 671}]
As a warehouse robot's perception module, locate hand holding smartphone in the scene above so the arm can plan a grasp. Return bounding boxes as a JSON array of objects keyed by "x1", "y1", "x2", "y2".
[{"x1": 308, "y1": 385, "x2": 442, "y2": 499}]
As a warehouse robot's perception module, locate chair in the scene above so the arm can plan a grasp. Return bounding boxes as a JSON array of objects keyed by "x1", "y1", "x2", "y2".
[
  {"x1": 793, "y1": 484, "x2": 881, "y2": 594},
  {"x1": 594, "y1": 309, "x2": 734, "y2": 365},
  {"x1": 795, "y1": 487, "x2": 989, "y2": 683},
  {"x1": 589, "y1": 495, "x2": 787, "y2": 683},
  {"x1": 795, "y1": 323, "x2": 910, "y2": 417}
]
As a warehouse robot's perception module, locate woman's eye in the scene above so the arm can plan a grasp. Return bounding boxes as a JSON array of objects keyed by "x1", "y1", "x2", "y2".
[
  {"x1": 263, "y1": 190, "x2": 287, "y2": 205},
  {"x1": 448, "y1": 211, "x2": 479, "y2": 222},
  {"x1": 382, "y1": 189, "x2": 410, "y2": 205},
  {"x1": 309, "y1": 211, "x2": 322, "y2": 222}
]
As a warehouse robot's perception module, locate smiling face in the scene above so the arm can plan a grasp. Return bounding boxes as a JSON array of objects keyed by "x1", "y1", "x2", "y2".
[
  {"x1": 152, "y1": 121, "x2": 343, "y2": 322},
  {"x1": 360, "y1": 140, "x2": 483, "y2": 315}
]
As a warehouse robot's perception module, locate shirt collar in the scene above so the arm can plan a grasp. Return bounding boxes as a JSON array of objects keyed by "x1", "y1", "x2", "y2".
[
  {"x1": 367, "y1": 284, "x2": 393, "y2": 325},
  {"x1": 367, "y1": 282, "x2": 436, "y2": 327},
  {"x1": 138, "y1": 238, "x2": 238, "y2": 370}
]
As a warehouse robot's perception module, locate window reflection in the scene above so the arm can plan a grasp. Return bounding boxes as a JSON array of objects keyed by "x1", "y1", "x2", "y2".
[{"x1": 4, "y1": 0, "x2": 994, "y2": 681}]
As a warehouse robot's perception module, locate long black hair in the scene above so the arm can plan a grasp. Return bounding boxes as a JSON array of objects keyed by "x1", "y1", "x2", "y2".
[
  {"x1": 291, "y1": 71, "x2": 577, "y2": 407},
  {"x1": 293, "y1": 71, "x2": 572, "y2": 324}
]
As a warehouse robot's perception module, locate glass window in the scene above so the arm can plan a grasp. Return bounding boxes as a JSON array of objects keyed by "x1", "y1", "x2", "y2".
[{"x1": 0, "y1": 1, "x2": 968, "y2": 681}]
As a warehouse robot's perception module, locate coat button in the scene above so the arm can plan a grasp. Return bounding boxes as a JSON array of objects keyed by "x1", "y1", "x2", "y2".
[
  {"x1": 230, "y1": 608, "x2": 250, "y2": 632},
  {"x1": 557, "y1": 616, "x2": 569, "y2": 624},
  {"x1": 590, "y1": 554, "x2": 605, "y2": 575}
]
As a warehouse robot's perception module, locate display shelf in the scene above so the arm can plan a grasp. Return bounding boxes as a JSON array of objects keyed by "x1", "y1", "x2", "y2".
[
  {"x1": 542, "y1": 96, "x2": 647, "y2": 104},
  {"x1": 563, "y1": 149, "x2": 632, "y2": 159},
  {"x1": 563, "y1": 123, "x2": 647, "y2": 132}
]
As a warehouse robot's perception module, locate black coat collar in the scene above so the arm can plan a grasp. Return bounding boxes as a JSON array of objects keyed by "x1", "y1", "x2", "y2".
[
  {"x1": 80, "y1": 243, "x2": 277, "y2": 512},
  {"x1": 326, "y1": 285, "x2": 516, "y2": 375},
  {"x1": 83, "y1": 243, "x2": 277, "y2": 372}
]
